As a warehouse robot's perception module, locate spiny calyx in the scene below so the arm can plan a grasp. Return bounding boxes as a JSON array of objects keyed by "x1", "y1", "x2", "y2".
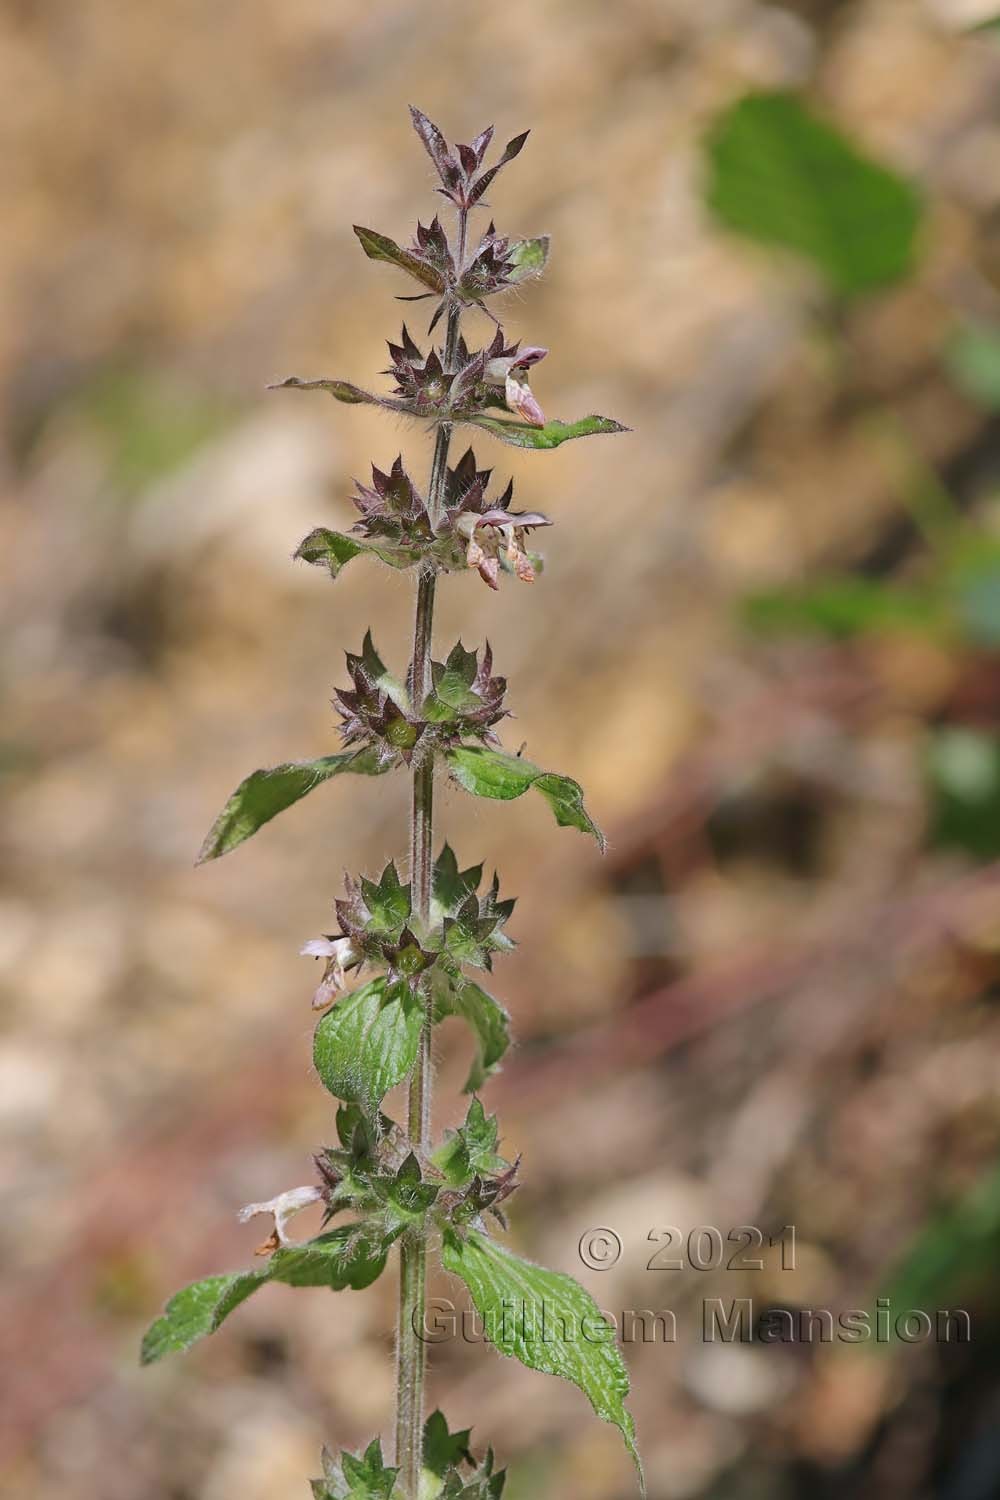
[
  {"x1": 302, "y1": 847, "x2": 516, "y2": 1008},
  {"x1": 295, "y1": 447, "x2": 551, "y2": 590},
  {"x1": 334, "y1": 635, "x2": 508, "y2": 769}
]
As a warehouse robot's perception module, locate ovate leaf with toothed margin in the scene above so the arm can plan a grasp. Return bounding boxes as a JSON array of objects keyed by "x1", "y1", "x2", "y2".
[
  {"x1": 197, "y1": 747, "x2": 388, "y2": 863},
  {"x1": 313, "y1": 977, "x2": 423, "y2": 1113},
  {"x1": 446, "y1": 745, "x2": 605, "y2": 849},
  {"x1": 140, "y1": 1219, "x2": 395, "y2": 1366},
  {"x1": 140, "y1": 1270, "x2": 267, "y2": 1364},
  {"x1": 269, "y1": 1223, "x2": 393, "y2": 1291},
  {"x1": 441, "y1": 1228, "x2": 642, "y2": 1486},
  {"x1": 705, "y1": 91, "x2": 922, "y2": 297},
  {"x1": 468, "y1": 413, "x2": 628, "y2": 450},
  {"x1": 295, "y1": 528, "x2": 423, "y2": 581},
  {"x1": 353, "y1": 226, "x2": 447, "y2": 293},
  {"x1": 433, "y1": 971, "x2": 511, "y2": 1093}
]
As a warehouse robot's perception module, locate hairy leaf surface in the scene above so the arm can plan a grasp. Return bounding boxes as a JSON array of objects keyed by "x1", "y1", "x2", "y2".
[
  {"x1": 446, "y1": 745, "x2": 604, "y2": 849},
  {"x1": 140, "y1": 1223, "x2": 391, "y2": 1365},
  {"x1": 295, "y1": 528, "x2": 421, "y2": 580},
  {"x1": 353, "y1": 225, "x2": 447, "y2": 292},
  {"x1": 442, "y1": 1228, "x2": 641, "y2": 1483},
  {"x1": 197, "y1": 748, "x2": 387, "y2": 862},
  {"x1": 468, "y1": 413, "x2": 628, "y2": 450},
  {"x1": 433, "y1": 972, "x2": 511, "y2": 1093},
  {"x1": 314, "y1": 977, "x2": 424, "y2": 1113}
]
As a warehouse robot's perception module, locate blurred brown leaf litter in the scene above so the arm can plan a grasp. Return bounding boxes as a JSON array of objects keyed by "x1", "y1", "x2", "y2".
[{"x1": 5, "y1": 1, "x2": 1000, "y2": 1497}]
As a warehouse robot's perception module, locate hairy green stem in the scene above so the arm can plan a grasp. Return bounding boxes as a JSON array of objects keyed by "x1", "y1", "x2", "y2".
[{"x1": 395, "y1": 209, "x2": 468, "y2": 1500}]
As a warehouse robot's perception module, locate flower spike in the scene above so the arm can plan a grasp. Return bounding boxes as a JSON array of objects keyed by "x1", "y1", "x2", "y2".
[{"x1": 145, "y1": 104, "x2": 639, "y2": 1500}]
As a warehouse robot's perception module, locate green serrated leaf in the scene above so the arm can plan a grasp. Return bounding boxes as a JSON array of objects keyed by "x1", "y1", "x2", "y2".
[
  {"x1": 705, "y1": 91, "x2": 922, "y2": 297},
  {"x1": 140, "y1": 1270, "x2": 268, "y2": 1364},
  {"x1": 269, "y1": 1224, "x2": 392, "y2": 1290},
  {"x1": 295, "y1": 528, "x2": 421, "y2": 580},
  {"x1": 314, "y1": 977, "x2": 424, "y2": 1113},
  {"x1": 433, "y1": 973, "x2": 511, "y2": 1094},
  {"x1": 468, "y1": 413, "x2": 628, "y2": 450},
  {"x1": 353, "y1": 225, "x2": 447, "y2": 293},
  {"x1": 197, "y1": 747, "x2": 388, "y2": 862},
  {"x1": 506, "y1": 236, "x2": 550, "y2": 284},
  {"x1": 441, "y1": 1229, "x2": 641, "y2": 1486},
  {"x1": 139, "y1": 1221, "x2": 391, "y2": 1367},
  {"x1": 210, "y1": 1268, "x2": 271, "y2": 1329},
  {"x1": 446, "y1": 745, "x2": 605, "y2": 849}
]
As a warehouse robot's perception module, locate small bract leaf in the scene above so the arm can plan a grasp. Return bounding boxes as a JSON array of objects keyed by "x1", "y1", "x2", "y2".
[
  {"x1": 432, "y1": 844, "x2": 484, "y2": 917},
  {"x1": 353, "y1": 225, "x2": 447, "y2": 293},
  {"x1": 197, "y1": 748, "x2": 389, "y2": 862},
  {"x1": 705, "y1": 91, "x2": 922, "y2": 297},
  {"x1": 424, "y1": 1410, "x2": 473, "y2": 1478},
  {"x1": 468, "y1": 413, "x2": 628, "y2": 450},
  {"x1": 313, "y1": 1436, "x2": 399, "y2": 1500},
  {"x1": 313, "y1": 977, "x2": 424, "y2": 1114},
  {"x1": 441, "y1": 1228, "x2": 641, "y2": 1486},
  {"x1": 433, "y1": 1097, "x2": 507, "y2": 1187},
  {"x1": 446, "y1": 745, "x2": 605, "y2": 849}
]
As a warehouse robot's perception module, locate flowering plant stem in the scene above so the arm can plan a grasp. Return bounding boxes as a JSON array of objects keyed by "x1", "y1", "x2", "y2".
[
  {"x1": 141, "y1": 110, "x2": 641, "y2": 1500},
  {"x1": 397, "y1": 251, "x2": 465, "y2": 1492}
]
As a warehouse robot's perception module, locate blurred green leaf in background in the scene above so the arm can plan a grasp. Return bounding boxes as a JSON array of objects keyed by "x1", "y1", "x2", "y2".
[
  {"x1": 926, "y1": 728, "x2": 1000, "y2": 861},
  {"x1": 705, "y1": 91, "x2": 923, "y2": 297},
  {"x1": 885, "y1": 1158, "x2": 1000, "y2": 1315},
  {"x1": 946, "y1": 325, "x2": 1000, "y2": 410}
]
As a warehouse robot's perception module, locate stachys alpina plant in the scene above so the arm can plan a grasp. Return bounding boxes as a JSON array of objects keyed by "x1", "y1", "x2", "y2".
[{"x1": 141, "y1": 108, "x2": 641, "y2": 1499}]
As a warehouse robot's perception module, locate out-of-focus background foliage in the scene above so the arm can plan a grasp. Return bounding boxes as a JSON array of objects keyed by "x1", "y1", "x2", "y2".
[{"x1": 6, "y1": 1, "x2": 1000, "y2": 1496}]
